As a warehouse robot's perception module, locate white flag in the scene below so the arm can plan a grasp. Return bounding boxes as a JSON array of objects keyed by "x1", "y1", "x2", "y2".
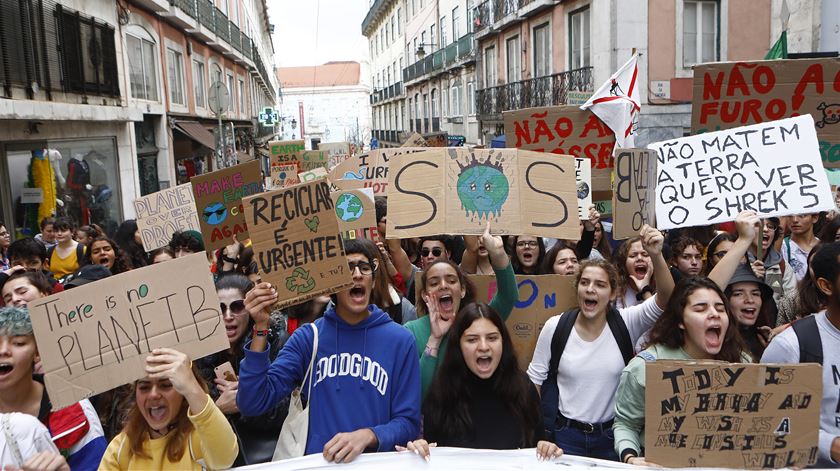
[{"x1": 580, "y1": 53, "x2": 641, "y2": 148}]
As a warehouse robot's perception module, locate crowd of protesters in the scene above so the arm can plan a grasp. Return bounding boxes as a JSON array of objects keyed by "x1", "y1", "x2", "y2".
[{"x1": 2, "y1": 196, "x2": 840, "y2": 470}]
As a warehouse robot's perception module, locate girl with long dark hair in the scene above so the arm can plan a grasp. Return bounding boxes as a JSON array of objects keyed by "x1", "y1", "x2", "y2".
[
  {"x1": 613, "y1": 277, "x2": 748, "y2": 465},
  {"x1": 114, "y1": 220, "x2": 148, "y2": 269},
  {"x1": 399, "y1": 304, "x2": 562, "y2": 461}
]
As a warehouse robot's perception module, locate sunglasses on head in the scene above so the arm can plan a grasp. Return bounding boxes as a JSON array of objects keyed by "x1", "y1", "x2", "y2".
[
  {"x1": 421, "y1": 247, "x2": 444, "y2": 257},
  {"x1": 220, "y1": 300, "x2": 247, "y2": 315}
]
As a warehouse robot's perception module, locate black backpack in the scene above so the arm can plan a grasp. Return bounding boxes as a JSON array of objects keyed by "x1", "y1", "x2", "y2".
[
  {"x1": 791, "y1": 315, "x2": 823, "y2": 364},
  {"x1": 539, "y1": 307, "x2": 635, "y2": 436}
]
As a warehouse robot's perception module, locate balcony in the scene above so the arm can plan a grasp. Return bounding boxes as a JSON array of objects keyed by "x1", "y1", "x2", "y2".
[
  {"x1": 167, "y1": 0, "x2": 253, "y2": 66},
  {"x1": 370, "y1": 81, "x2": 403, "y2": 105},
  {"x1": 402, "y1": 33, "x2": 475, "y2": 84},
  {"x1": 361, "y1": 0, "x2": 396, "y2": 36},
  {"x1": 0, "y1": 0, "x2": 120, "y2": 100},
  {"x1": 473, "y1": 0, "x2": 561, "y2": 37},
  {"x1": 476, "y1": 67, "x2": 593, "y2": 121}
]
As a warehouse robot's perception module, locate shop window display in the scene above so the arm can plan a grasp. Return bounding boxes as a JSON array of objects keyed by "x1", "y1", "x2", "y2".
[{"x1": 8, "y1": 138, "x2": 122, "y2": 238}]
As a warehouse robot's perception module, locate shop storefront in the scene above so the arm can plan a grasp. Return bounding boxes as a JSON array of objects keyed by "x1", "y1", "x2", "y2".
[{"x1": 1, "y1": 137, "x2": 124, "y2": 238}]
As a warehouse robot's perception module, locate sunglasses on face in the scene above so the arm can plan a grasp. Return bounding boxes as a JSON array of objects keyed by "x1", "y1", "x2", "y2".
[
  {"x1": 203, "y1": 208, "x2": 226, "y2": 218},
  {"x1": 421, "y1": 247, "x2": 444, "y2": 257},
  {"x1": 220, "y1": 300, "x2": 247, "y2": 315},
  {"x1": 348, "y1": 261, "x2": 376, "y2": 276}
]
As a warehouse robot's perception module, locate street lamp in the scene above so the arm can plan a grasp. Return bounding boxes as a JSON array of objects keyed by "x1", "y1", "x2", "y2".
[{"x1": 415, "y1": 43, "x2": 437, "y2": 59}]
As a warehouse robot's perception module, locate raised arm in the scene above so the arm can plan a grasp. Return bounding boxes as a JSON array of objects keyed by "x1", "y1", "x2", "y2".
[
  {"x1": 708, "y1": 211, "x2": 759, "y2": 289},
  {"x1": 459, "y1": 235, "x2": 480, "y2": 274},
  {"x1": 641, "y1": 225, "x2": 674, "y2": 311}
]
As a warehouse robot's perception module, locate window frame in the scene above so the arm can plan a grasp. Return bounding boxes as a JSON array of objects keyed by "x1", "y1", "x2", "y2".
[
  {"x1": 532, "y1": 20, "x2": 551, "y2": 78},
  {"x1": 675, "y1": 0, "x2": 727, "y2": 77},
  {"x1": 505, "y1": 34, "x2": 521, "y2": 83},
  {"x1": 126, "y1": 31, "x2": 159, "y2": 102},
  {"x1": 568, "y1": 5, "x2": 590, "y2": 70},
  {"x1": 192, "y1": 55, "x2": 207, "y2": 110}
]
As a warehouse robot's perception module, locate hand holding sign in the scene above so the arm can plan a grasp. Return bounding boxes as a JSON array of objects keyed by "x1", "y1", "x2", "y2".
[
  {"x1": 583, "y1": 205, "x2": 600, "y2": 231},
  {"x1": 640, "y1": 224, "x2": 664, "y2": 257},
  {"x1": 480, "y1": 221, "x2": 508, "y2": 269},
  {"x1": 244, "y1": 282, "x2": 277, "y2": 329},
  {"x1": 734, "y1": 210, "x2": 760, "y2": 242}
]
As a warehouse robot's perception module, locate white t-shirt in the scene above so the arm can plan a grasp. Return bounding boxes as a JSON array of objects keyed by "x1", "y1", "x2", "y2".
[
  {"x1": 781, "y1": 238, "x2": 810, "y2": 282},
  {"x1": 527, "y1": 296, "x2": 664, "y2": 424},
  {"x1": 761, "y1": 311, "x2": 840, "y2": 466},
  {"x1": 0, "y1": 413, "x2": 59, "y2": 468}
]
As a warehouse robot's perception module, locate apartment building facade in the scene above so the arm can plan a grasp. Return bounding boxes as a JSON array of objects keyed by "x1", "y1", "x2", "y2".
[
  {"x1": 363, "y1": 0, "x2": 480, "y2": 147},
  {"x1": 276, "y1": 62, "x2": 372, "y2": 151},
  {"x1": 0, "y1": 0, "x2": 277, "y2": 238}
]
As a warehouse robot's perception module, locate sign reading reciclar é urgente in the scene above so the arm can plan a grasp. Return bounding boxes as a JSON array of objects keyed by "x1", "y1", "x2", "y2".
[{"x1": 242, "y1": 179, "x2": 353, "y2": 309}]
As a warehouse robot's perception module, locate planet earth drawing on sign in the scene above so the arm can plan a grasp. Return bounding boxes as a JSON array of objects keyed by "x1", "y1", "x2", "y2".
[
  {"x1": 577, "y1": 181, "x2": 590, "y2": 199},
  {"x1": 202, "y1": 202, "x2": 228, "y2": 225},
  {"x1": 336, "y1": 193, "x2": 364, "y2": 222},
  {"x1": 456, "y1": 156, "x2": 510, "y2": 219}
]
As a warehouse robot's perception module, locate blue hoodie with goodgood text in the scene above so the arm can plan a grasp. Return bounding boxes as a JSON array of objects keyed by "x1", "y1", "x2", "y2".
[{"x1": 237, "y1": 304, "x2": 421, "y2": 455}]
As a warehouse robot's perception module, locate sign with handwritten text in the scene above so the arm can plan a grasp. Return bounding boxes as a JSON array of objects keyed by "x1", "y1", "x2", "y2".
[
  {"x1": 133, "y1": 183, "x2": 201, "y2": 251},
  {"x1": 269, "y1": 139, "x2": 305, "y2": 170},
  {"x1": 646, "y1": 361, "x2": 821, "y2": 469},
  {"x1": 190, "y1": 160, "x2": 263, "y2": 251},
  {"x1": 318, "y1": 142, "x2": 351, "y2": 169},
  {"x1": 28, "y1": 253, "x2": 228, "y2": 410},
  {"x1": 242, "y1": 180, "x2": 353, "y2": 309},
  {"x1": 612, "y1": 148, "x2": 657, "y2": 239},
  {"x1": 270, "y1": 163, "x2": 301, "y2": 189},
  {"x1": 331, "y1": 187, "x2": 377, "y2": 241}
]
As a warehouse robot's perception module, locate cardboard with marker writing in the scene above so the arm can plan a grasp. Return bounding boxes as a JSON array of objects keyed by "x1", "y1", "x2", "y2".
[
  {"x1": 575, "y1": 157, "x2": 592, "y2": 219},
  {"x1": 331, "y1": 187, "x2": 378, "y2": 241},
  {"x1": 299, "y1": 167, "x2": 329, "y2": 183},
  {"x1": 328, "y1": 148, "x2": 426, "y2": 195},
  {"x1": 28, "y1": 253, "x2": 228, "y2": 410},
  {"x1": 645, "y1": 360, "x2": 821, "y2": 469},
  {"x1": 318, "y1": 142, "x2": 351, "y2": 169},
  {"x1": 299, "y1": 150, "x2": 329, "y2": 173},
  {"x1": 401, "y1": 132, "x2": 428, "y2": 147},
  {"x1": 648, "y1": 115, "x2": 834, "y2": 230},
  {"x1": 268, "y1": 139, "x2": 305, "y2": 170},
  {"x1": 503, "y1": 105, "x2": 616, "y2": 199},
  {"x1": 133, "y1": 183, "x2": 201, "y2": 251},
  {"x1": 612, "y1": 148, "x2": 657, "y2": 239},
  {"x1": 691, "y1": 58, "x2": 840, "y2": 169},
  {"x1": 190, "y1": 160, "x2": 263, "y2": 251},
  {"x1": 242, "y1": 179, "x2": 353, "y2": 309},
  {"x1": 270, "y1": 163, "x2": 301, "y2": 189},
  {"x1": 386, "y1": 148, "x2": 581, "y2": 239},
  {"x1": 415, "y1": 274, "x2": 576, "y2": 371}
]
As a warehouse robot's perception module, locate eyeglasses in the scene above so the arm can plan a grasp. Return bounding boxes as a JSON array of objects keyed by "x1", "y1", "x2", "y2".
[
  {"x1": 220, "y1": 300, "x2": 247, "y2": 316},
  {"x1": 421, "y1": 247, "x2": 444, "y2": 258},
  {"x1": 516, "y1": 241, "x2": 539, "y2": 249},
  {"x1": 348, "y1": 261, "x2": 376, "y2": 276}
]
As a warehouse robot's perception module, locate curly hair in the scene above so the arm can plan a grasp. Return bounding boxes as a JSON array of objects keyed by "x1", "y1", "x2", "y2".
[
  {"x1": 646, "y1": 277, "x2": 745, "y2": 362},
  {"x1": 612, "y1": 237, "x2": 655, "y2": 300},
  {"x1": 85, "y1": 236, "x2": 132, "y2": 275}
]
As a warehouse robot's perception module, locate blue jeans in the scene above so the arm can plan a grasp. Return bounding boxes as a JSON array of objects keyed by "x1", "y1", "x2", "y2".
[{"x1": 554, "y1": 424, "x2": 619, "y2": 461}]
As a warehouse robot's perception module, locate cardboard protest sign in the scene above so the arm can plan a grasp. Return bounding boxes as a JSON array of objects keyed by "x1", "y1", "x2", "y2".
[
  {"x1": 190, "y1": 160, "x2": 262, "y2": 251},
  {"x1": 691, "y1": 58, "x2": 840, "y2": 168},
  {"x1": 650, "y1": 115, "x2": 834, "y2": 230},
  {"x1": 242, "y1": 179, "x2": 353, "y2": 309},
  {"x1": 503, "y1": 105, "x2": 616, "y2": 196},
  {"x1": 645, "y1": 360, "x2": 821, "y2": 469},
  {"x1": 133, "y1": 183, "x2": 201, "y2": 251},
  {"x1": 298, "y1": 150, "x2": 329, "y2": 174},
  {"x1": 318, "y1": 142, "x2": 351, "y2": 169},
  {"x1": 268, "y1": 139, "x2": 305, "y2": 170},
  {"x1": 474, "y1": 275, "x2": 576, "y2": 371},
  {"x1": 331, "y1": 187, "x2": 378, "y2": 241},
  {"x1": 612, "y1": 149, "x2": 657, "y2": 239},
  {"x1": 328, "y1": 148, "x2": 426, "y2": 195},
  {"x1": 28, "y1": 253, "x2": 228, "y2": 410},
  {"x1": 575, "y1": 158, "x2": 592, "y2": 219},
  {"x1": 270, "y1": 163, "x2": 301, "y2": 189},
  {"x1": 401, "y1": 132, "x2": 428, "y2": 147},
  {"x1": 387, "y1": 148, "x2": 581, "y2": 239},
  {"x1": 299, "y1": 167, "x2": 329, "y2": 183},
  {"x1": 424, "y1": 133, "x2": 448, "y2": 147}
]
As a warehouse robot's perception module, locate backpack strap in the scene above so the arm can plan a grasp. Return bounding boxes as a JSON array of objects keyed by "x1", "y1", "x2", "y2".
[
  {"x1": 76, "y1": 243, "x2": 85, "y2": 263},
  {"x1": 539, "y1": 309, "x2": 578, "y2": 437},
  {"x1": 606, "y1": 307, "x2": 635, "y2": 365},
  {"x1": 791, "y1": 315, "x2": 823, "y2": 364},
  {"x1": 46, "y1": 245, "x2": 55, "y2": 262}
]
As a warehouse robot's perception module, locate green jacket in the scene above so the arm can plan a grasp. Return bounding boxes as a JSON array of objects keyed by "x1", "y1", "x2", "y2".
[
  {"x1": 613, "y1": 345, "x2": 752, "y2": 459},
  {"x1": 404, "y1": 263, "x2": 518, "y2": 397}
]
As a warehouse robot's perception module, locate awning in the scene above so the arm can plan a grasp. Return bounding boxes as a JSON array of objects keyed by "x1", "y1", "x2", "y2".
[{"x1": 173, "y1": 121, "x2": 216, "y2": 150}]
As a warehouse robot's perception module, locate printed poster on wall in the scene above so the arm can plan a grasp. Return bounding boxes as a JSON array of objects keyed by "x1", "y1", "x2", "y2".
[
  {"x1": 242, "y1": 179, "x2": 353, "y2": 309},
  {"x1": 28, "y1": 253, "x2": 228, "y2": 410},
  {"x1": 190, "y1": 160, "x2": 263, "y2": 251}
]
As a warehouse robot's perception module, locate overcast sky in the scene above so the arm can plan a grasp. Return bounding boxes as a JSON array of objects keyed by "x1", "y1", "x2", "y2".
[{"x1": 268, "y1": 0, "x2": 369, "y2": 68}]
